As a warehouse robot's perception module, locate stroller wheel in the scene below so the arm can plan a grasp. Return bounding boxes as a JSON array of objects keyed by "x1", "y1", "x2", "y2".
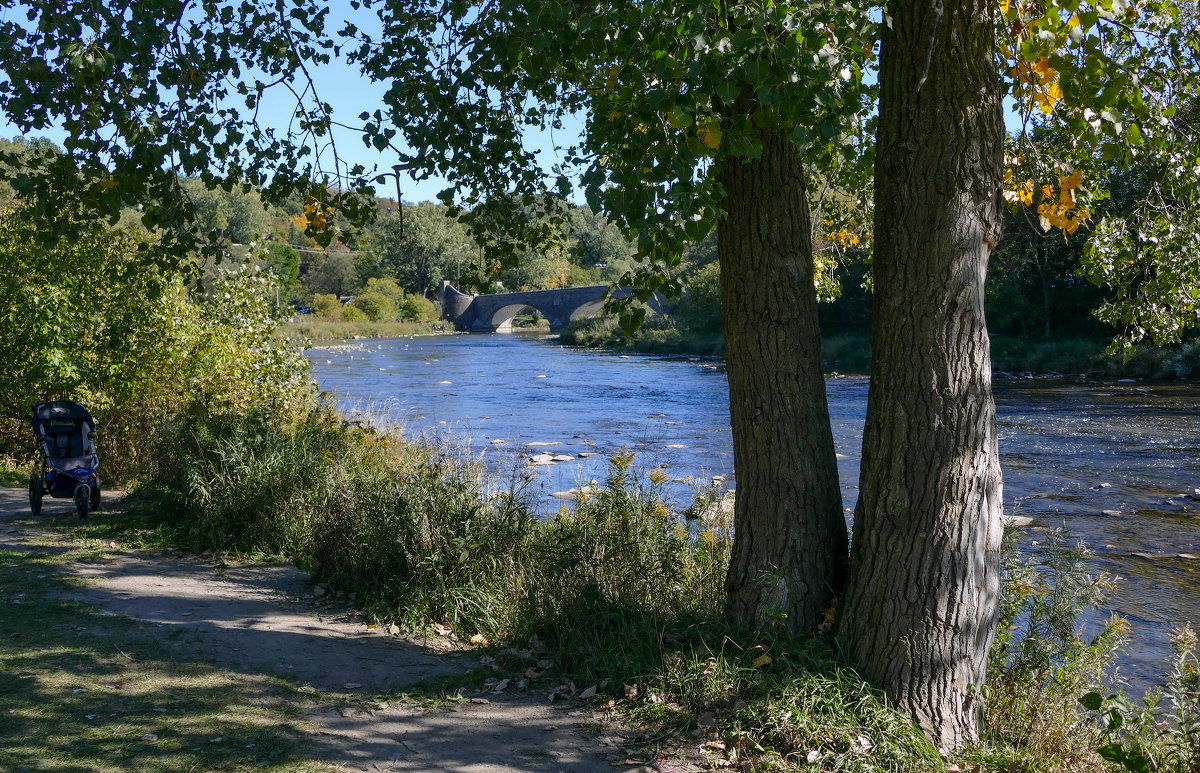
[
  {"x1": 74, "y1": 484, "x2": 90, "y2": 519},
  {"x1": 90, "y1": 477, "x2": 102, "y2": 511},
  {"x1": 28, "y1": 473, "x2": 43, "y2": 517}
]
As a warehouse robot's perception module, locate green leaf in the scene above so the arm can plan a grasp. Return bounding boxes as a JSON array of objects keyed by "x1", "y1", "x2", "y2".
[
  {"x1": 1079, "y1": 691, "x2": 1104, "y2": 711},
  {"x1": 1096, "y1": 743, "x2": 1126, "y2": 763}
]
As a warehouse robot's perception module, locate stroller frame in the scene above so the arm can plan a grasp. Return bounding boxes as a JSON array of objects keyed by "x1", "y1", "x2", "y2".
[{"x1": 29, "y1": 401, "x2": 101, "y2": 518}]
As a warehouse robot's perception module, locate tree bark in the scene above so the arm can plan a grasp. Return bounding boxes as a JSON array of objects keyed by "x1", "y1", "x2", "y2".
[
  {"x1": 836, "y1": 0, "x2": 1005, "y2": 748},
  {"x1": 719, "y1": 128, "x2": 847, "y2": 635}
]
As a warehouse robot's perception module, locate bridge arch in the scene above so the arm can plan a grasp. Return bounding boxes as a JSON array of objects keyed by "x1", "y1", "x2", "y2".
[
  {"x1": 487, "y1": 303, "x2": 547, "y2": 333},
  {"x1": 567, "y1": 299, "x2": 607, "y2": 322},
  {"x1": 438, "y1": 281, "x2": 666, "y2": 333}
]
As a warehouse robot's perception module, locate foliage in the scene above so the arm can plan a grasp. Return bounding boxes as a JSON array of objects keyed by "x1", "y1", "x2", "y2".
[
  {"x1": 283, "y1": 319, "x2": 432, "y2": 341},
  {"x1": 301, "y1": 252, "x2": 358, "y2": 298},
  {"x1": 180, "y1": 177, "x2": 271, "y2": 245},
  {"x1": 982, "y1": 528, "x2": 1127, "y2": 770},
  {"x1": 309, "y1": 293, "x2": 343, "y2": 320},
  {"x1": 0, "y1": 0, "x2": 376, "y2": 254},
  {"x1": 257, "y1": 241, "x2": 303, "y2": 307},
  {"x1": 350, "y1": 0, "x2": 876, "y2": 322},
  {"x1": 1080, "y1": 625, "x2": 1200, "y2": 773},
  {"x1": 674, "y1": 262, "x2": 722, "y2": 334},
  {"x1": 997, "y1": 0, "x2": 1200, "y2": 349},
  {"x1": 351, "y1": 290, "x2": 396, "y2": 322},
  {"x1": 0, "y1": 205, "x2": 311, "y2": 481},
  {"x1": 367, "y1": 203, "x2": 472, "y2": 297},
  {"x1": 398, "y1": 293, "x2": 438, "y2": 323}
]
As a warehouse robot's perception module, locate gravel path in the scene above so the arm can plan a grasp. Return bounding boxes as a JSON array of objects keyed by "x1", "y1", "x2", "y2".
[{"x1": 0, "y1": 487, "x2": 702, "y2": 772}]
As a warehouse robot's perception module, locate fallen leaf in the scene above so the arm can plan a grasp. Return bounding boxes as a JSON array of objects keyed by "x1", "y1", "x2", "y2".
[
  {"x1": 579, "y1": 685, "x2": 597, "y2": 700},
  {"x1": 493, "y1": 679, "x2": 510, "y2": 693},
  {"x1": 705, "y1": 740, "x2": 727, "y2": 750},
  {"x1": 751, "y1": 654, "x2": 773, "y2": 668},
  {"x1": 432, "y1": 622, "x2": 453, "y2": 636},
  {"x1": 141, "y1": 733, "x2": 158, "y2": 742},
  {"x1": 470, "y1": 697, "x2": 490, "y2": 704},
  {"x1": 696, "y1": 711, "x2": 716, "y2": 728},
  {"x1": 469, "y1": 633, "x2": 489, "y2": 646},
  {"x1": 343, "y1": 682, "x2": 363, "y2": 690}
]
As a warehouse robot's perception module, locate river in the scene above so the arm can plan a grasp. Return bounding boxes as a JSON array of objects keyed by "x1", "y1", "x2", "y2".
[{"x1": 309, "y1": 332, "x2": 1200, "y2": 691}]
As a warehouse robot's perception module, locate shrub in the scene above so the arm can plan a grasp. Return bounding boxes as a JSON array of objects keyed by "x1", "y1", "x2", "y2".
[
  {"x1": 352, "y1": 290, "x2": 397, "y2": 322},
  {"x1": 341, "y1": 305, "x2": 367, "y2": 322},
  {"x1": 675, "y1": 262, "x2": 722, "y2": 334},
  {"x1": 978, "y1": 528, "x2": 1127, "y2": 772},
  {"x1": 310, "y1": 293, "x2": 344, "y2": 320},
  {"x1": 398, "y1": 293, "x2": 439, "y2": 323}
]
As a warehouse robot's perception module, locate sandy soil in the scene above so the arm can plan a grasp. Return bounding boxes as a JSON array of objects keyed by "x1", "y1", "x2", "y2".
[{"x1": 0, "y1": 487, "x2": 705, "y2": 772}]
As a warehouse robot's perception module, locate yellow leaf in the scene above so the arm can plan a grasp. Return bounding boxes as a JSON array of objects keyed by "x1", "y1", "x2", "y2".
[
  {"x1": 1059, "y1": 168, "x2": 1083, "y2": 190},
  {"x1": 751, "y1": 654, "x2": 773, "y2": 668},
  {"x1": 1041, "y1": 183, "x2": 1055, "y2": 200},
  {"x1": 1018, "y1": 179, "x2": 1035, "y2": 206},
  {"x1": 696, "y1": 125, "x2": 723, "y2": 150}
]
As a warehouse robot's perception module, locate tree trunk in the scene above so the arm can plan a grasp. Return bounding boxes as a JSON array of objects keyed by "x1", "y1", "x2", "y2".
[
  {"x1": 836, "y1": 0, "x2": 1005, "y2": 748},
  {"x1": 719, "y1": 128, "x2": 847, "y2": 635}
]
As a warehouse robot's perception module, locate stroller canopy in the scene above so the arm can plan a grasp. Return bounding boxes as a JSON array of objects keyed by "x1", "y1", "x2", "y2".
[{"x1": 32, "y1": 401, "x2": 97, "y2": 462}]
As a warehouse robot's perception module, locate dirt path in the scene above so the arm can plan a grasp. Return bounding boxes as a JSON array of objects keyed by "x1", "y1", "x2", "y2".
[{"x1": 0, "y1": 488, "x2": 703, "y2": 772}]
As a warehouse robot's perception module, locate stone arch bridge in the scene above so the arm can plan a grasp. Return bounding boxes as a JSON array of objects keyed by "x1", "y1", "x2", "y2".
[{"x1": 438, "y1": 281, "x2": 665, "y2": 332}]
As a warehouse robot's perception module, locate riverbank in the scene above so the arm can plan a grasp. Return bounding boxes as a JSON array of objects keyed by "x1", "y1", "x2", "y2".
[
  {"x1": 0, "y1": 488, "x2": 706, "y2": 772},
  {"x1": 284, "y1": 318, "x2": 447, "y2": 341},
  {"x1": 558, "y1": 317, "x2": 1200, "y2": 380}
]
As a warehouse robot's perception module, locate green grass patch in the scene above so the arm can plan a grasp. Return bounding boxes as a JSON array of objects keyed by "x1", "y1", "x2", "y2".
[
  {"x1": 0, "y1": 547, "x2": 334, "y2": 773},
  {"x1": 0, "y1": 455, "x2": 29, "y2": 487}
]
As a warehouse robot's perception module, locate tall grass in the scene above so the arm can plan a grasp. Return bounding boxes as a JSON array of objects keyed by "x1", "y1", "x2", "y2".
[
  {"x1": 145, "y1": 405, "x2": 1200, "y2": 771},
  {"x1": 284, "y1": 318, "x2": 444, "y2": 341}
]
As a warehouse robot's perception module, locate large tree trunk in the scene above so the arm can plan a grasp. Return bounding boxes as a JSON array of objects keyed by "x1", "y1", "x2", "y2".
[
  {"x1": 836, "y1": 0, "x2": 1005, "y2": 748},
  {"x1": 719, "y1": 128, "x2": 847, "y2": 635}
]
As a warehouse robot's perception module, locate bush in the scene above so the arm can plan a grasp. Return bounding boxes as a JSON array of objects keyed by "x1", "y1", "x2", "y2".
[
  {"x1": 151, "y1": 406, "x2": 534, "y2": 635},
  {"x1": 398, "y1": 293, "x2": 439, "y2": 323},
  {"x1": 675, "y1": 262, "x2": 722, "y2": 334},
  {"x1": 0, "y1": 204, "x2": 311, "y2": 482},
  {"x1": 310, "y1": 293, "x2": 344, "y2": 320},
  {"x1": 352, "y1": 290, "x2": 397, "y2": 322},
  {"x1": 341, "y1": 305, "x2": 367, "y2": 322},
  {"x1": 977, "y1": 528, "x2": 1128, "y2": 772}
]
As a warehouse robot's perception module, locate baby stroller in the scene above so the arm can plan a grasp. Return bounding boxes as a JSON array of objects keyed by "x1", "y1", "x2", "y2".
[{"x1": 29, "y1": 401, "x2": 101, "y2": 518}]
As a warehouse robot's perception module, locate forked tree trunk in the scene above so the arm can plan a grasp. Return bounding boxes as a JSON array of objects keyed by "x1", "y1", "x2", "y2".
[
  {"x1": 836, "y1": 0, "x2": 1005, "y2": 748},
  {"x1": 719, "y1": 128, "x2": 847, "y2": 635}
]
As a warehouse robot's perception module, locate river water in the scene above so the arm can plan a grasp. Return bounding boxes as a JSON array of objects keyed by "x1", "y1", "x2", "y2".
[{"x1": 309, "y1": 332, "x2": 1200, "y2": 691}]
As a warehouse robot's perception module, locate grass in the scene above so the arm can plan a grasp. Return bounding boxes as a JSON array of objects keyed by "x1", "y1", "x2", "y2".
[
  {"x1": 0, "y1": 543, "x2": 334, "y2": 773},
  {"x1": 283, "y1": 318, "x2": 447, "y2": 341},
  {"x1": 135, "y1": 412, "x2": 962, "y2": 771},
  {"x1": 74, "y1": 398, "x2": 1200, "y2": 772},
  {"x1": 0, "y1": 454, "x2": 27, "y2": 486}
]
